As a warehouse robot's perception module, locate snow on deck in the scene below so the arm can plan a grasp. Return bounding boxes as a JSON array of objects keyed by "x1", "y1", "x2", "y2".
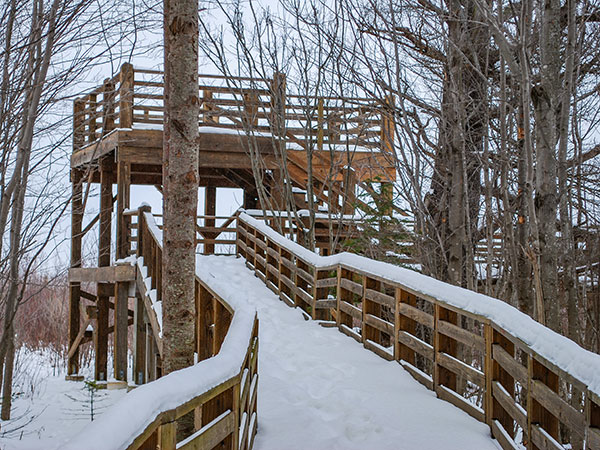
[{"x1": 197, "y1": 255, "x2": 500, "y2": 450}]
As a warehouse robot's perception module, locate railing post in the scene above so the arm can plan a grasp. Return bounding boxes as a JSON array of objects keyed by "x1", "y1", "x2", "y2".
[
  {"x1": 87, "y1": 93, "x2": 97, "y2": 143},
  {"x1": 159, "y1": 422, "x2": 176, "y2": 449},
  {"x1": 119, "y1": 63, "x2": 134, "y2": 128},
  {"x1": 317, "y1": 97, "x2": 324, "y2": 150},
  {"x1": 380, "y1": 93, "x2": 395, "y2": 153},
  {"x1": 197, "y1": 284, "x2": 214, "y2": 361},
  {"x1": 102, "y1": 77, "x2": 116, "y2": 133},
  {"x1": 270, "y1": 72, "x2": 286, "y2": 139},
  {"x1": 433, "y1": 303, "x2": 458, "y2": 393},
  {"x1": 587, "y1": 393, "x2": 600, "y2": 450},
  {"x1": 527, "y1": 356, "x2": 559, "y2": 449},
  {"x1": 202, "y1": 89, "x2": 217, "y2": 124},
  {"x1": 243, "y1": 91, "x2": 259, "y2": 127},
  {"x1": 484, "y1": 322, "x2": 493, "y2": 428},
  {"x1": 73, "y1": 98, "x2": 85, "y2": 151}
]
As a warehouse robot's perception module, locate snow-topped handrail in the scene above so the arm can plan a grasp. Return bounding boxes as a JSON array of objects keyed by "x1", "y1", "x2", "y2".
[
  {"x1": 237, "y1": 212, "x2": 600, "y2": 450},
  {"x1": 64, "y1": 206, "x2": 259, "y2": 450}
]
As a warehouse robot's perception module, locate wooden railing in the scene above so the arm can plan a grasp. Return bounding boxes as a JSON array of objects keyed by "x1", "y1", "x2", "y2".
[
  {"x1": 66, "y1": 206, "x2": 259, "y2": 450},
  {"x1": 237, "y1": 212, "x2": 600, "y2": 450},
  {"x1": 129, "y1": 212, "x2": 238, "y2": 256},
  {"x1": 73, "y1": 64, "x2": 393, "y2": 153}
]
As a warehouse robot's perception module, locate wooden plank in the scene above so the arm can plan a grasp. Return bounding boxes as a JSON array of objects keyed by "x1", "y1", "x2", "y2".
[
  {"x1": 492, "y1": 381, "x2": 527, "y2": 430},
  {"x1": 178, "y1": 410, "x2": 235, "y2": 450},
  {"x1": 363, "y1": 288, "x2": 395, "y2": 308},
  {"x1": 436, "y1": 384, "x2": 485, "y2": 423},
  {"x1": 315, "y1": 277, "x2": 337, "y2": 288},
  {"x1": 587, "y1": 427, "x2": 600, "y2": 450},
  {"x1": 340, "y1": 277, "x2": 362, "y2": 296},
  {"x1": 530, "y1": 379, "x2": 585, "y2": 438},
  {"x1": 436, "y1": 351, "x2": 485, "y2": 387},
  {"x1": 315, "y1": 299, "x2": 337, "y2": 309},
  {"x1": 529, "y1": 423, "x2": 563, "y2": 450},
  {"x1": 67, "y1": 318, "x2": 92, "y2": 360},
  {"x1": 69, "y1": 265, "x2": 135, "y2": 283},
  {"x1": 397, "y1": 302, "x2": 434, "y2": 329},
  {"x1": 492, "y1": 343, "x2": 527, "y2": 386},
  {"x1": 339, "y1": 301, "x2": 362, "y2": 320},
  {"x1": 364, "y1": 313, "x2": 394, "y2": 336},
  {"x1": 437, "y1": 319, "x2": 485, "y2": 352},
  {"x1": 397, "y1": 330, "x2": 434, "y2": 361},
  {"x1": 491, "y1": 420, "x2": 520, "y2": 450},
  {"x1": 400, "y1": 360, "x2": 433, "y2": 390},
  {"x1": 364, "y1": 340, "x2": 394, "y2": 361}
]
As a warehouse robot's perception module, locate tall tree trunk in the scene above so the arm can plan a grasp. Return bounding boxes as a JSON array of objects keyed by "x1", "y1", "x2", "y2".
[
  {"x1": 162, "y1": 0, "x2": 199, "y2": 439},
  {"x1": 532, "y1": 0, "x2": 561, "y2": 331}
]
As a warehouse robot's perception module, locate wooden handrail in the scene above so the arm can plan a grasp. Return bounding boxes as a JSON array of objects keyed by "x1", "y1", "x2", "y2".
[
  {"x1": 65, "y1": 206, "x2": 259, "y2": 450},
  {"x1": 237, "y1": 212, "x2": 600, "y2": 450},
  {"x1": 73, "y1": 63, "x2": 390, "y2": 157}
]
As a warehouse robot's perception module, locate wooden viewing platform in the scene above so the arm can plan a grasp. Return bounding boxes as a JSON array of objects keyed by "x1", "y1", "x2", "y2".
[{"x1": 64, "y1": 63, "x2": 600, "y2": 450}]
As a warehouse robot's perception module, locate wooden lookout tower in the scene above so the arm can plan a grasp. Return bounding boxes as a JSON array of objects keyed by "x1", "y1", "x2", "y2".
[{"x1": 66, "y1": 63, "x2": 397, "y2": 383}]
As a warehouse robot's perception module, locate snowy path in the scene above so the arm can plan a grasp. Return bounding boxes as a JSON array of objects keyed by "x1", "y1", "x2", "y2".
[{"x1": 197, "y1": 256, "x2": 500, "y2": 450}]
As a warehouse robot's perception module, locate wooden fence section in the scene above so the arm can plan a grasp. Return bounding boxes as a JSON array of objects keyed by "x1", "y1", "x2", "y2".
[
  {"x1": 72, "y1": 64, "x2": 393, "y2": 154},
  {"x1": 72, "y1": 205, "x2": 259, "y2": 450},
  {"x1": 237, "y1": 213, "x2": 600, "y2": 450}
]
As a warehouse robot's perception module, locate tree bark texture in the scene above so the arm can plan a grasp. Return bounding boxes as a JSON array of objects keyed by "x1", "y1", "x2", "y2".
[{"x1": 162, "y1": 0, "x2": 199, "y2": 377}]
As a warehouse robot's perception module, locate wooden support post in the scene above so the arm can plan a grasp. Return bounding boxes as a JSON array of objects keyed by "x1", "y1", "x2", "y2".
[
  {"x1": 243, "y1": 92, "x2": 259, "y2": 127},
  {"x1": 527, "y1": 356, "x2": 559, "y2": 450},
  {"x1": 213, "y1": 299, "x2": 231, "y2": 355},
  {"x1": 68, "y1": 170, "x2": 83, "y2": 376},
  {"x1": 269, "y1": 169, "x2": 285, "y2": 212},
  {"x1": 145, "y1": 321, "x2": 156, "y2": 382},
  {"x1": 395, "y1": 288, "x2": 417, "y2": 364},
  {"x1": 342, "y1": 167, "x2": 357, "y2": 215},
  {"x1": 95, "y1": 164, "x2": 112, "y2": 381},
  {"x1": 313, "y1": 269, "x2": 330, "y2": 321},
  {"x1": 204, "y1": 186, "x2": 216, "y2": 255},
  {"x1": 317, "y1": 98, "x2": 324, "y2": 150},
  {"x1": 197, "y1": 285, "x2": 214, "y2": 361},
  {"x1": 244, "y1": 189, "x2": 259, "y2": 210},
  {"x1": 102, "y1": 78, "x2": 116, "y2": 133},
  {"x1": 159, "y1": 422, "x2": 176, "y2": 450},
  {"x1": 87, "y1": 93, "x2": 97, "y2": 143},
  {"x1": 587, "y1": 394, "x2": 600, "y2": 450},
  {"x1": 434, "y1": 304, "x2": 458, "y2": 392},
  {"x1": 202, "y1": 89, "x2": 217, "y2": 124},
  {"x1": 380, "y1": 94, "x2": 395, "y2": 154},
  {"x1": 116, "y1": 161, "x2": 131, "y2": 259},
  {"x1": 133, "y1": 294, "x2": 146, "y2": 385},
  {"x1": 114, "y1": 277, "x2": 129, "y2": 381},
  {"x1": 73, "y1": 99, "x2": 85, "y2": 151},
  {"x1": 489, "y1": 328, "x2": 515, "y2": 436},
  {"x1": 337, "y1": 268, "x2": 353, "y2": 329},
  {"x1": 270, "y1": 72, "x2": 287, "y2": 139},
  {"x1": 362, "y1": 277, "x2": 382, "y2": 345},
  {"x1": 119, "y1": 63, "x2": 134, "y2": 129}
]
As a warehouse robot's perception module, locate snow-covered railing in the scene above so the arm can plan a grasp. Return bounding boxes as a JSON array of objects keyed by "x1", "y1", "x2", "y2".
[
  {"x1": 65, "y1": 206, "x2": 259, "y2": 450},
  {"x1": 73, "y1": 63, "x2": 392, "y2": 154},
  {"x1": 238, "y1": 212, "x2": 600, "y2": 450}
]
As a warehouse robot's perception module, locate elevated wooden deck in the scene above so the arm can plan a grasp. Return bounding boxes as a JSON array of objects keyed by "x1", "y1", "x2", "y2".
[{"x1": 71, "y1": 64, "x2": 396, "y2": 192}]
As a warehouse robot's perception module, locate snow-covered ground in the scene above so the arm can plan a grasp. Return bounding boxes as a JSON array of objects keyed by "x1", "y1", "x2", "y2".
[
  {"x1": 197, "y1": 255, "x2": 500, "y2": 450},
  {"x1": 0, "y1": 349, "x2": 127, "y2": 450}
]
